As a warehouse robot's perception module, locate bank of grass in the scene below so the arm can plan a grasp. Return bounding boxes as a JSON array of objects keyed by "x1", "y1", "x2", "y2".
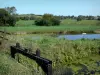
[
  {"x1": 0, "y1": 25, "x2": 100, "y2": 34},
  {"x1": 6, "y1": 35, "x2": 100, "y2": 74},
  {"x1": 0, "y1": 52, "x2": 32, "y2": 75}
]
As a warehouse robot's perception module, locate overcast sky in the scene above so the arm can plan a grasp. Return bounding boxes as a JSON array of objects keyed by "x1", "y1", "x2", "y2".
[{"x1": 0, "y1": 0, "x2": 100, "y2": 16}]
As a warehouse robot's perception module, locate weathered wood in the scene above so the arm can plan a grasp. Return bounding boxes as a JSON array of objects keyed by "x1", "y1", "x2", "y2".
[
  {"x1": 36, "y1": 48, "x2": 40, "y2": 57},
  {"x1": 10, "y1": 43, "x2": 52, "y2": 75}
]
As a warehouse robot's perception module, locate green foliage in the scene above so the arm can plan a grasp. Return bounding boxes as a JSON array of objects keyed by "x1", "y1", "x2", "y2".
[
  {"x1": 2, "y1": 35, "x2": 100, "y2": 75},
  {"x1": 53, "y1": 67, "x2": 73, "y2": 75},
  {"x1": 35, "y1": 14, "x2": 60, "y2": 26},
  {"x1": 8, "y1": 35, "x2": 100, "y2": 68},
  {"x1": 77, "y1": 15, "x2": 82, "y2": 21},
  {"x1": 5, "y1": 6, "x2": 17, "y2": 15},
  {"x1": 97, "y1": 16, "x2": 100, "y2": 21},
  {"x1": 51, "y1": 17, "x2": 61, "y2": 26},
  {"x1": 0, "y1": 8, "x2": 17, "y2": 26},
  {"x1": 7, "y1": 15, "x2": 16, "y2": 26},
  {"x1": 0, "y1": 53, "x2": 32, "y2": 75},
  {"x1": 0, "y1": 9, "x2": 9, "y2": 26}
]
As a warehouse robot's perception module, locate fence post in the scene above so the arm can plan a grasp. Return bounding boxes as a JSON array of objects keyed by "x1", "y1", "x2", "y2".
[
  {"x1": 99, "y1": 47, "x2": 100, "y2": 54},
  {"x1": 36, "y1": 48, "x2": 41, "y2": 74},
  {"x1": 16, "y1": 43, "x2": 20, "y2": 62},
  {"x1": 10, "y1": 43, "x2": 20, "y2": 59},
  {"x1": 16, "y1": 43, "x2": 20, "y2": 48},
  {"x1": 36, "y1": 48, "x2": 40, "y2": 57},
  {"x1": 10, "y1": 46, "x2": 16, "y2": 58},
  {"x1": 47, "y1": 64, "x2": 52, "y2": 75}
]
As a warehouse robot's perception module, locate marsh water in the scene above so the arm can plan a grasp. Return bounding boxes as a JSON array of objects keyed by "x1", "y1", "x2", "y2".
[
  {"x1": 58, "y1": 34, "x2": 100, "y2": 40},
  {"x1": 32, "y1": 34, "x2": 100, "y2": 40}
]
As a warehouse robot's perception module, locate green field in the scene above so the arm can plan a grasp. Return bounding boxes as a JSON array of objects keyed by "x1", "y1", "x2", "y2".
[
  {"x1": 0, "y1": 19, "x2": 100, "y2": 34},
  {"x1": 1, "y1": 25, "x2": 99, "y2": 33},
  {"x1": 61, "y1": 19, "x2": 100, "y2": 25}
]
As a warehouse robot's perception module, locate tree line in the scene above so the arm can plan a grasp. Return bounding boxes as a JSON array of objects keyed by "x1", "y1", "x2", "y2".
[
  {"x1": 0, "y1": 6, "x2": 100, "y2": 27},
  {"x1": 18, "y1": 14, "x2": 100, "y2": 21}
]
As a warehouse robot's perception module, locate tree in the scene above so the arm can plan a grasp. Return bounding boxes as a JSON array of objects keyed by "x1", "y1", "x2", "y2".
[
  {"x1": 0, "y1": 9, "x2": 9, "y2": 26},
  {"x1": 5, "y1": 6, "x2": 17, "y2": 26},
  {"x1": 5, "y1": 6, "x2": 17, "y2": 15},
  {"x1": 77, "y1": 15, "x2": 83, "y2": 21},
  {"x1": 0, "y1": 8, "x2": 17, "y2": 26},
  {"x1": 97, "y1": 16, "x2": 100, "y2": 21}
]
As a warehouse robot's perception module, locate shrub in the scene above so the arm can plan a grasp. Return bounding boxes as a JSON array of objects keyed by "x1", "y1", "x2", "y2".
[
  {"x1": 35, "y1": 14, "x2": 60, "y2": 26},
  {"x1": 7, "y1": 16, "x2": 16, "y2": 26}
]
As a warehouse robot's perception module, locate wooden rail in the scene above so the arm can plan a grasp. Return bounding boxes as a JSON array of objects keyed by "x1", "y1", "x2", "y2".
[{"x1": 10, "y1": 43, "x2": 52, "y2": 75}]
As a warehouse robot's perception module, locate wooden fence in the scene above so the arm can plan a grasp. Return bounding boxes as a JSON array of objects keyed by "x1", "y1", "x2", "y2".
[{"x1": 10, "y1": 43, "x2": 52, "y2": 75}]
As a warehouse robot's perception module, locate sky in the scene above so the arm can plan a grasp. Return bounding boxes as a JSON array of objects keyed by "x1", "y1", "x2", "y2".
[{"x1": 0, "y1": 0, "x2": 100, "y2": 16}]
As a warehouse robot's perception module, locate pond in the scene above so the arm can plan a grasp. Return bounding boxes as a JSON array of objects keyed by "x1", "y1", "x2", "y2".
[{"x1": 58, "y1": 34, "x2": 100, "y2": 40}]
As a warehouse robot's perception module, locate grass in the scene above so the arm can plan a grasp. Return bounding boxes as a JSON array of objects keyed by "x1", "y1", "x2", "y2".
[
  {"x1": 16, "y1": 20, "x2": 35, "y2": 26},
  {"x1": 6, "y1": 35, "x2": 100, "y2": 74},
  {"x1": 15, "y1": 19, "x2": 100, "y2": 26},
  {"x1": 0, "y1": 19, "x2": 100, "y2": 34},
  {"x1": 0, "y1": 25, "x2": 100, "y2": 34},
  {"x1": 0, "y1": 19, "x2": 100, "y2": 75},
  {"x1": 0, "y1": 52, "x2": 32, "y2": 75},
  {"x1": 61, "y1": 19, "x2": 100, "y2": 25}
]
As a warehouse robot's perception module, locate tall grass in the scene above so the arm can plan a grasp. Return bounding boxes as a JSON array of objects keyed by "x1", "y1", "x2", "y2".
[
  {"x1": 0, "y1": 52, "x2": 32, "y2": 75},
  {"x1": 6, "y1": 35, "x2": 100, "y2": 74}
]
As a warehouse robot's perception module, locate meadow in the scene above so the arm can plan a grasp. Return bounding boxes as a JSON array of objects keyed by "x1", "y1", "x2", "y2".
[{"x1": 0, "y1": 19, "x2": 100, "y2": 34}]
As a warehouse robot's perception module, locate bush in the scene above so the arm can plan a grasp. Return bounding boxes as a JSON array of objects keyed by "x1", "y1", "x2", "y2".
[
  {"x1": 7, "y1": 16, "x2": 16, "y2": 26},
  {"x1": 97, "y1": 16, "x2": 100, "y2": 21},
  {"x1": 35, "y1": 14, "x2": 60, "y2": 26},
  {"x1": 35, "y1": 18, "x2": 44, "y2": 26},
  {"x1": 51, "y1": 18, "x2": 60, "y2": 26},
  {"x1": 77, "y1": 17, "x2": 82, "y2": 21}
]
